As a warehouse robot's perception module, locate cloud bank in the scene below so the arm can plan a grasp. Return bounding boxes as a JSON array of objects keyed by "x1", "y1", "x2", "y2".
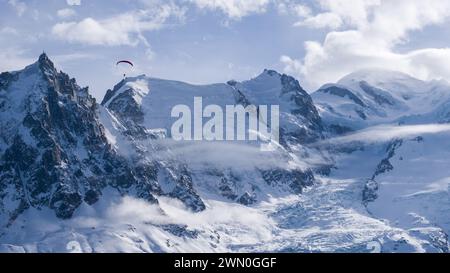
[
  {"x1": 190, "y1": 0, "x2": 270, "y2": 19},
  {"x1": 52, "y1": 4, "x2": 185, "y2": 46},
  {"x1": 6, "y1": 0, "x2": 450, "y2": 97},
  {"x1": 281, "y1": 0, "x2": 450, "y2": 91},
  {"x1": 319, "y1": 124, "x2": 450, "y2": 146}
]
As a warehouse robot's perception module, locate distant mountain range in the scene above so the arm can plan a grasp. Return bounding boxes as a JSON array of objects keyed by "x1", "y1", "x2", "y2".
[{"x1": 0, "y1": 54, "x2": 448, "y2": 253}]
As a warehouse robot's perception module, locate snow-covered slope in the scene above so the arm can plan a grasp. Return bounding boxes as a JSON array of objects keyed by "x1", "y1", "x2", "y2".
[
  {"x1": 312, "y1": 69, "x2": 450, "y2": 133},
  {"x1": 338, "y1": 69, "x2": 431, "y2": 97},
  {"x1": 364, "y1": 134, "x2": 450, "y2": 252},
  {"x1": 99, "y1": 70, "x2": 323, "y2": 211},
  {"x1": 102, "y1": 76, "x2": 236, "y2": 133},
  {"x1": 101, "y1": 69, "x2": 322, "y2": 144}
]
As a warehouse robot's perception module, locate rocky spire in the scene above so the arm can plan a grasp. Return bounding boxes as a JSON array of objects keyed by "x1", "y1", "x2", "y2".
[{"x1": 37, "y1": 52, "x2": 57, "y2": 77}]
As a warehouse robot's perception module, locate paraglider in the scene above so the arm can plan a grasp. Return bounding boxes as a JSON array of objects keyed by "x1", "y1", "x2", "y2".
[
  {"x1": 116, "y1": 60, "x2": 134, "y2": 78},
  {"x1": 116, "y1": 60, "x2": 134, "y2": 67}
]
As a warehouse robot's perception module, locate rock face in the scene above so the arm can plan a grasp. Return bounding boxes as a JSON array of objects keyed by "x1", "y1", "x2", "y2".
[
  {"x1": 362, "y1": 139, "x2": 403, "y2": 206},
  {"x1": 230, "y1": 69, "x2": 323, "y2": 145},
  {"x1": 0, "y1": 54, "x2": 155, "y2": 225}
]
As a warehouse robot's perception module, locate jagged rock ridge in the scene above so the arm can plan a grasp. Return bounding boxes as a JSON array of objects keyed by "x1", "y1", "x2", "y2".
[{"x1": 0, "y1": 54, "x2": 156, "y2": 224}]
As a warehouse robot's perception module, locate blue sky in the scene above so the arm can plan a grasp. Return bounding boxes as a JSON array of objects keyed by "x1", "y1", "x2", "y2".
[{"x1": 2, "y1": 0, "x2": 450, "y2": 100}]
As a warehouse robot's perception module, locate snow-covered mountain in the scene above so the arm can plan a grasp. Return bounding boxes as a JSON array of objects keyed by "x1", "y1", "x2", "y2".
[
  {"x1": 0, "y1": 54, "x2": 157, "y2": 226},
  {"x1": 99, "y1": 69, "x2": 322, "y2": 209},
  {"x1": 312, "y1": 68, "x2": 450, "y2": 133},
  {"x1": 0, "y1": 55, "x2": 448, "y2": 253}
]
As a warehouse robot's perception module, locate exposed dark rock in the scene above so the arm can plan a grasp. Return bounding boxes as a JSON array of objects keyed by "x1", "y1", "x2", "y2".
[
  {"x1": 359, "y1": 81, "x2": 396, "y2": 106},
  {"x1": 158, "y1": 224, "x2": 199, "y2": 239},
  {"x1": 261, "y1": 168, "x2": 315, "y2": 194},
  {"x1": 327, "y1": 124, "x2": 354, "y2": 135},
  {"x1": 280, "y1": 74, "x2": 323, "y2": 144},
  {"x1": 362, "y1": 179, "x2": 379, "y2": 205},
  {"x1": 363, "y1": 139, "x2": 403, "y2": 205},
  {"x1": 318, "y1": 86, "x2": 366, "y2": 107},
  {"x1": 164, "y1": 167, "x2": 205, "y2": 212},
  {"x1": 0, "y1": 53, "x2": 156, "y2": 225},
  {"x1": 0, "y1": 72, "x2": 19, "y2": 91},
  {"x1": 372, "y1": 139, "x2": 403, "y2": 179},
  {"x1": 237, "y1": 192, "x2": 257, "y2": 205}
]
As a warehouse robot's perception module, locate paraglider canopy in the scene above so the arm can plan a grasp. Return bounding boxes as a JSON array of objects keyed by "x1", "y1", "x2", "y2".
[
  {"x1": 116, "y1": 60, "x2": 134, "y2": 67},
  {"x1": 116, "y1": 60, "x2": 134, "y2": 78}
]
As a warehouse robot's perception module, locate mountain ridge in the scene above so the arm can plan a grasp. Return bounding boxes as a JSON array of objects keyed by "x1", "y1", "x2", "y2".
[
  {"x1": 1, "y1": 54, "x2": 323, "y2": 224},
  {"x1": 0, "y1": 53, "x2": 158, "y2": 224},
  {"x1": 0, "y1": 55, "x2": 449, "y2": 253}
]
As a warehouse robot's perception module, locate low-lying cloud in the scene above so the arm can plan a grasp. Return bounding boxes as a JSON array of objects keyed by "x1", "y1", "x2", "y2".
[
  {"x1": 141, "y1": 139, "x2": 309, "y2": 171},
  {"x1": 318, "y1": 124, "x2": 450, "y2": 146}
]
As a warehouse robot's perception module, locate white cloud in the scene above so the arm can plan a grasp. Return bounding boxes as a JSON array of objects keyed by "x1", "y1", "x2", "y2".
[
  {"x1": 282, "y1": 0, "x2": 450, "y2": 91},
  {"x1": 52, "y1": 18, "x2": 132, "y2": 46},
  {"x1": 150, "y1": 140, "x2": 302, "y2": 171},
  {"x1": 0, "y1": 48, "x2": 34, "y2": 72},
  {"x1": 52, "y1": 5, "x2": 185, "y2": 46},
  {"x1": 66, "y1": 0, "x2": 81, "y2": 6},
  {"x1": 280, "y1": 55, "x2": 302, "y2": 75},
  {"x1": 319, "y1": 124, "x2": 450, "y2": 145},
  {"x1": 57, "y1": 8, "x2": 76, "y2": 19},
  {"x1": 145, "y1": 48, "x2": 155, "y2": 61},
  {"x1": 0, "y1": 27, "x2": 18, "y2": 35},
  {"x1": 302, "y1": 0, "x2": 379, "y2": 29},
  {"x1": 190, "y1": 0, "x2": 270, "y2": 19},
  {"x1": 292, "y1": 4, "x2": 311, "y2": 18},
  {"x1": 277, "y1": 2, "x2": 311, "y2": 18},
  {"x1": 294, "y1": 12, "x2": 342, "y2": 29},
  {"x1": 8, "y1": 0, "x2": 27, "y2": 16},
  {"x1": 53, "y1": 53, "x2": 99, "y2": 63}
]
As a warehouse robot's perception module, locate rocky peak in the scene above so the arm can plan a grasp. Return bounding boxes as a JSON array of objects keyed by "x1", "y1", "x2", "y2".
[
  {"x1": 234, "y1": 69, "x2": 323, "y2": 143},
  {"x1": 251, "y1": 69, "x2": 311, "y2": 99},
  {"x1": 101, "y1": 79, "x2": 126, "y2": 106},
  {"x1": 0, "y1": 54, "x2": 155, "y2": 224},
  {"x1": 263, "y1": 69, "x2": 281, "y2": 77},
  {"x1": 36, "y1": 53, "x2": 59, "y2": 82},
  {"x1": 38, "y1": 52, "x2": 54, "y2": 70}
]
